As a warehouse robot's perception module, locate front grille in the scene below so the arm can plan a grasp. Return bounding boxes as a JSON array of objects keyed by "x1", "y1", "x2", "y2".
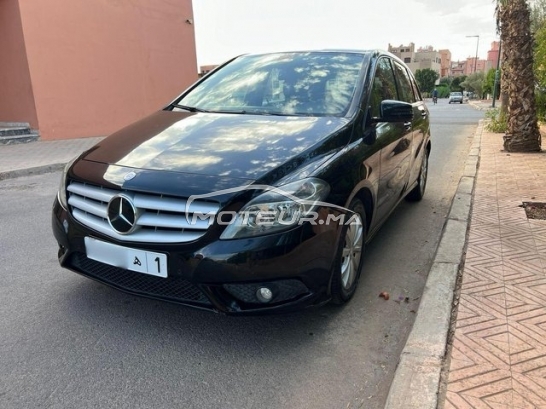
[
  {"x1": 70, "y1": 252, "x2": 211, "y2": 305},
  {"x1": 67, "y1": 182, "x2": 219, "y2": 243}
]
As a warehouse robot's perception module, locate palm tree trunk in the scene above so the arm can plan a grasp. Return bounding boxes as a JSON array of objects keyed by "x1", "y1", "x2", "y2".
[{"x1": 499, "y1": 0, "x2": 542, "y2": 152}]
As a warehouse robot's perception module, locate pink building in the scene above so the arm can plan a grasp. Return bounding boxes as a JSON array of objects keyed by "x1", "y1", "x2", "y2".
[
  {"x1": 0, "y1": 0, "x2": 198, "y2": 140},
  {"x1": 451, "y1": 61, "x2": 466, "y2": 77},
  {"x1": 487, "y1": 41, "x2": 501, "y2": 70},
  {"x1": 464, "y1": 57, "x2": 487, "y2": 75}
]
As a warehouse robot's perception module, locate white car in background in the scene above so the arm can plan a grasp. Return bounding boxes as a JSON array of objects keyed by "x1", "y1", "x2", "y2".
[{"x1": 448, "y1": 92, "x2": 463, "y2": 104}]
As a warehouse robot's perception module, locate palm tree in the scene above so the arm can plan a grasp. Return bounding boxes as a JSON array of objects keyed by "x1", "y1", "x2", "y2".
[{"x1": 496, "y1": 0, "x2": 542, "y2": 152}]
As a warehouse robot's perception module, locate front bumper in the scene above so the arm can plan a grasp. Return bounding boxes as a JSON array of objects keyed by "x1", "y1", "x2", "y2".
[{"x1": 52, "y1": 197, "x2": 343, "y2": 315}]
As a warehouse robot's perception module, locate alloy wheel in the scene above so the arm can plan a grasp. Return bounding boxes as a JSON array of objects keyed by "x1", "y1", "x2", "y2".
[{"x1": 340, "y1": 214, "x2": 363, "y2": 290}]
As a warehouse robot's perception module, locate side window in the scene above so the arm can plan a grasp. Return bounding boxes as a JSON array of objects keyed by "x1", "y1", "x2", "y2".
[
  {"x1": 410, "y1": 75, "x2": 423, "y2": 102},
  {"x1": 369, "y1": 58, "x2": 397, "y2": 118},
  {"x1": 393, "y1": 62, "x2": 416, "y2": 103}
]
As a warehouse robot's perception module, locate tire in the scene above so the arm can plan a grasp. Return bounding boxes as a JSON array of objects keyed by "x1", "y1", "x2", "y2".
[
  {"x1": 406, "y1": 150, "x2": 429, "y2": 202},
  {"x1": 331, "y1": 198, "x2": 366, "y2": 304},
  {"x1": 460, "y1": 101, "x2": 463, "y2": 104}
]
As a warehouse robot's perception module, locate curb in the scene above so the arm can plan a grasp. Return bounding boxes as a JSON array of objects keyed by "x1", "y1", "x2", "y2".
[
  {"x1": 468, "y1": 101, "x2": 493, "y2": 111},
  {"x1": 0, "y1": 163, "x2": 65, "y2": 181},
  {"x1": 384, "y1": 120, "x2": 484, "y2": 409}
]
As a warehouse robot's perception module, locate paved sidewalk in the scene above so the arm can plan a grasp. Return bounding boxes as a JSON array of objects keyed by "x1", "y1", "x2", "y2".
[
  {"x1": 441, "y1": 131, "x2": 546, "y2": 408},
  {"x1": 0, "y1": 136, "x2": 104, "y2": 179},
  {"x1": 386, "y1": 122, "x2": 546, "y2": 409}
]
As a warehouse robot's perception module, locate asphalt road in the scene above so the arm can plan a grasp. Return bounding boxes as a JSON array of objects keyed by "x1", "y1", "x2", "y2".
[{"x1": 0, "y1": 100, "x2": 484, "y2": 409}]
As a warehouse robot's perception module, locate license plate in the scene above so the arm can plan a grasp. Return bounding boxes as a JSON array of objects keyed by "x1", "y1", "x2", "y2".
[{"x1": 84, "y1": 237, "x2": 168, "y2": 278}]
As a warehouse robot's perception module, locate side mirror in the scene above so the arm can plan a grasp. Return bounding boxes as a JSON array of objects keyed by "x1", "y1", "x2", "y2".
[{"x1": 378, "y1": 100, "x2": 413, "y2": 122}]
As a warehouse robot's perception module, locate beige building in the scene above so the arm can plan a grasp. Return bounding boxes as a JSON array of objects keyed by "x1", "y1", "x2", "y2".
[
  {"x1": 0, "y1": 0, "x2": 198, "y2": 140},
  {"x1": 388, "y1": 43, "x2": 450, "y2": 78},
  {"x1": 387, "y1": 43, "x2": 416, "y2": 65}
]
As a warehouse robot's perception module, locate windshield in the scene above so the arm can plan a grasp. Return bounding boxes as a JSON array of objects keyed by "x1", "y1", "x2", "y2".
[{"x1": 177, "y1": 52, "x2": 366, "y2": 117}]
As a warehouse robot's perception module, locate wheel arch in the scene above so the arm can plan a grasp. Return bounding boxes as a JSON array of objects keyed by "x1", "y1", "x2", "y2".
[{"x1": 348, "y1": 187, "x2": 374, "y2": 235}]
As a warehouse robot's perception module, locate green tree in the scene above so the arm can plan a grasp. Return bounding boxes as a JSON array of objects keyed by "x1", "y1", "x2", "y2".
[
  {"x1": 437, "y1": 85, "x2": 450, "y2": 98},
  {"x1": 414, "y1": 69, "x2": 439, "y2": 94},
  {"x1": 531, "y1": 0, "x2": 546, "y2": 32},
  {"x1": 531, "y1": 0, "x2": 546, "y2": 121},
  {"x1": 534, "y1": 12, "x2": 546, "y2": 89},
  {"x1": 439, "y1": 77, "x2": 452, "y2": 87},
  {"x1": 461, "y1": 72, "x2": 485, "y2": 98},
  {"x1": 483, "y1": 68, "x2": 497, "y2": 96},
  {"x1": 496, "y1": 0, "x2": 541, "y2": 152},
  {"x1": 451, "y1": 76, "x2": 466, "y2": 92}
]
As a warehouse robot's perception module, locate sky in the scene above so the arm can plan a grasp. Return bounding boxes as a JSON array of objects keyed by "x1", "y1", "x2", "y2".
[{"x1": 192, "y1": 0, "x2": 498, "y2": 67}]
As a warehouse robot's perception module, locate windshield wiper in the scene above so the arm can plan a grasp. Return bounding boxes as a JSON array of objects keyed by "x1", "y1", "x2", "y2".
[
  {"x1": 213, "y1": 109, "x2": 310, "y2": 117},
  {"x1": 256, "y1": 111, "x2": 309, "y2": 117},
  {"x1": 171, "y1": 104, "x2": 209, "y2": 113}
]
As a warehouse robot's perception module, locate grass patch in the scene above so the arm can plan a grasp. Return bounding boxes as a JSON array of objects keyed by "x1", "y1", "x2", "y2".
[{"x1": 485, "y1": 108, "x2": 508, "y2": 133}]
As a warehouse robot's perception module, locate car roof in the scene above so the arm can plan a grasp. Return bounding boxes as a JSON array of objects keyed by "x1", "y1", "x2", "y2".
[
  {"x1": 238, "y1": 49, "x2": 406, "y2": 68},
  {"x1": 239, "y1": 49, "x2": 408, "y2": 62},
  {"x1": 244, "y1": 49, "x2": 376, "y2": 56}
]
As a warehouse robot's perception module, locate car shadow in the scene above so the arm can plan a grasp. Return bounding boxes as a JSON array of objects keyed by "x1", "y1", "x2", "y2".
[{"x1": 58, "y1": 275, "x2": 345, "y2": 348}]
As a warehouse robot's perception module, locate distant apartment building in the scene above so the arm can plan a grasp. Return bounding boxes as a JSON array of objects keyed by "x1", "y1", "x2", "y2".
[
  {"x1": 463, "y1": 57, "x2": 487, "y2": 75},
  {"x1": 388, "y1": 43, "x2": 450, "y2": 78},
  {"x1": 451, "y1": 43, "x2": 498, "y2": 78},
  {"x1": 486, "y1": 41, "x2": 501, "y2": 71},
  {"x1": 439, "y1": 49, "x2": 451, "y2": 78},
  {"x1": 389, "y1": 41, "x2": 498, "y2": 79},
  {"x1": 387, "y1": 42, "x2": 416, "y2": 65},
  {"x1": 452, "y1": 42, "x2": 499, "y2": 76},
  {"x1": 451, "y1": 61, "x2": 466, "y2": 77}
]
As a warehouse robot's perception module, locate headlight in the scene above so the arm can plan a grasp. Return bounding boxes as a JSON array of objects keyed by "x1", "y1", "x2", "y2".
[
  {"x1": 57, "y1": 157, "x2": 77, "y2": 208},
  {"x1": 220, "y1": 178, "x2": 330, "y2": 240}
]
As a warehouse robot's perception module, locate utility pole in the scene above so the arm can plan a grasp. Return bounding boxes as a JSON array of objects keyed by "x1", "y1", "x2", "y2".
[{"x1": 466, "y1": 35, "x2": 480, "y2": 74}]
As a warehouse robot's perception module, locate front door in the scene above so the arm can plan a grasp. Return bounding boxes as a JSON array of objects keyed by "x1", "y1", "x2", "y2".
[{"x1": 370, "y1": 57, "x2": 413, "y2": 225}]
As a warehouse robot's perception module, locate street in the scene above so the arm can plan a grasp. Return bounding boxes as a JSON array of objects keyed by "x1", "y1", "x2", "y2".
[{"x1": 0, "y1": 100, "x2": 484, "y2": 409}]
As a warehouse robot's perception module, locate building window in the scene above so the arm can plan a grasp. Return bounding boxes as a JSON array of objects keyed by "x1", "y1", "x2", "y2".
[{"x1": 404, "y1": 57, "x2": 411, "y2": 63}]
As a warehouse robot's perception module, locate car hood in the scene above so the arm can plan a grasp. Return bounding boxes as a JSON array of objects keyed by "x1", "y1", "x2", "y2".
[{"x1": 82, "y1": 110, "x2": 350, "y2": 181}]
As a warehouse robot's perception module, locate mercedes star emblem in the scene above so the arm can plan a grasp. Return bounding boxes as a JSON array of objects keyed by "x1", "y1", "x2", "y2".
[{"x1": 107, "y1": 194, "x2": 138, "y2": 234}]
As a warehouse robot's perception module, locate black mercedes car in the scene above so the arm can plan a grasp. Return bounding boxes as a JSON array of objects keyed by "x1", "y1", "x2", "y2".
[{"x1": 52, "y1": 50, "x2": 431, "y2": 314}]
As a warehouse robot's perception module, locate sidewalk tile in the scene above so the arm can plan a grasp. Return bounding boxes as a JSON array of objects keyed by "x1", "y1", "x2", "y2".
[{"x1": 442, "y1": 126, "x2": 546, "y2": 408}]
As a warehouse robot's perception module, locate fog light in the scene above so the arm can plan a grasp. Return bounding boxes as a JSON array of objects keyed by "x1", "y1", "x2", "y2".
[
  {"x1": 256, "y1": 287, "x2": 273, "y2": 303},
  {"x1": 63, "y1": 219, "x2": 69, "y2": 233}
]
